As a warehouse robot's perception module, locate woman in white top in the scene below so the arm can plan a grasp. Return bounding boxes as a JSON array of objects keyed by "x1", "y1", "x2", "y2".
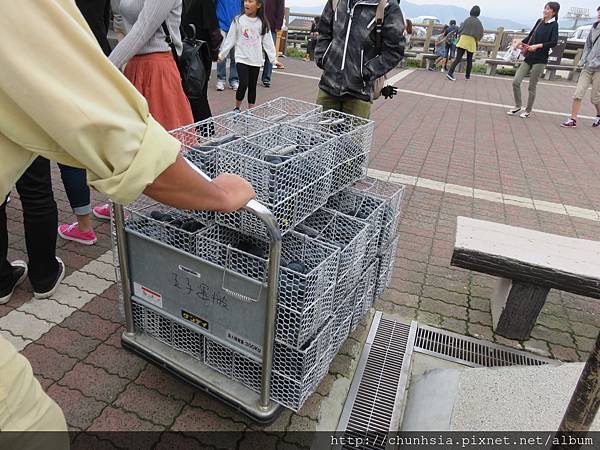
[
  {"x1": 218, "y1": 0, "x2": 283, "y2": 111},
  {"x1": 110, "y1": 0, "x2": 193, "y2": 130}
]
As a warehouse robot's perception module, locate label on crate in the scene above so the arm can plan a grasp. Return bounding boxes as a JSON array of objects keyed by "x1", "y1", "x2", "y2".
[
  {"x1": 181, "y1": 309, "x2": 209, "y2": 330},
  {"x1": 226, "y1": 330, "x2": 262, "y2": 355},
  {"x1": 133, "y1": 282, "x2": 163, "y2": 308}
]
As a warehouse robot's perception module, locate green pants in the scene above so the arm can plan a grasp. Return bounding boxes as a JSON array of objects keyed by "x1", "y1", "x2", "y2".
[
  {"x1": 512, "y1": 62, "x2": 546, "y2": 113},
  {"x1": 316, "y1": 89, "x2": 372, "y2": 119}
]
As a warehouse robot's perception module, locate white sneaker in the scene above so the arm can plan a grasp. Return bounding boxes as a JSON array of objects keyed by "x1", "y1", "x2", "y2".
[
  {"x1": 216, "y1": 80, "x2": 225, "y2": 91},
  {"x1": 520, "y1": 111, "x2": 531, "y2": 119},
  {"x1": 230, "y1": 81, "x2": 239, "y2": 90},
  {"x1": 507, "y1": 107, "x2": 521, "y2": 116}
]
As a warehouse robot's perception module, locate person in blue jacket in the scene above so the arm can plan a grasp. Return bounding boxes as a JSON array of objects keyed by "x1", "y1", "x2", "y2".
[{"x1": 216, "y1": 0, "x2": 242, "y2": 91}]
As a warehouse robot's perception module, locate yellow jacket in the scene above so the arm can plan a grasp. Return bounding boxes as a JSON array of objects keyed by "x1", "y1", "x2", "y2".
[
  {"x1": 0, "y1": 0, "x2": 180, "y2": 205},
  {"x1": 0, "y1": 0, "x2": 183, "y2": 434}
]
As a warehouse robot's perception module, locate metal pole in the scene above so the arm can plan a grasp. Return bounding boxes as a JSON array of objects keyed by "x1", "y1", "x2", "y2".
[
  {"x1": 552, "y1": 331, "x2": 600, "y2": 449},
  {"x1": 113, "y1": 203, "x2": 135, "y2": 335}
]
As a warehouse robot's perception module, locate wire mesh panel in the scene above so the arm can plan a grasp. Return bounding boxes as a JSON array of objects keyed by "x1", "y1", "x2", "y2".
[
  {"x1": 325, "y1": 188, "x2": 386, "y2": 271},
  {"x1": 350, "y1": 261, "x2": 378, "y2": 333},
  {"x1": 291, "y1": 110, "x2": 374, "y2": 194},
  {"x1": 216, "y1": 124, "x2": 337, "y2": 239},
  {"x1": 296, "y1": 208, "x2": 370, "y2": 309},
  {"x1": 375, "y1": 236, "x2": 399, "y2": 299},
  {"x1": 248, "y1": 97, "x2": 322, "y2": 123},
  {"x1": 352, "y1": 178, "x2": 405, "y2": 253}
]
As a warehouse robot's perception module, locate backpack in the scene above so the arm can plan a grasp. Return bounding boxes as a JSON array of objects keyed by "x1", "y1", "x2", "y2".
[
  {"x1": 332, "y1": 0, "x2": 388, "y2": 100},
  {"x1": 445, "y1": 28, "x2": 458, "y2": 46},
  {"x1": 162, "y1": 23, "x2": 213, "y2": 100}
]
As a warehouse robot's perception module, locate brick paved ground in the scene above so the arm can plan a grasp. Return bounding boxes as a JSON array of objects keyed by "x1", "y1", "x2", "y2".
[{"x1": 2, "y1": 59, "x2": 599, "y2": 442}]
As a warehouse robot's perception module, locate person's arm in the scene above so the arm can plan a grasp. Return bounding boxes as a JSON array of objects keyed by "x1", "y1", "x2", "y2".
[
  {"x1": 0, "y1": 0, "x2": 254, "y2": 210},
  {"x1": 580, "y1": 30, "x2": 593, "y2": 66},
  {"x1": 218, "y1": 19, "x2": 237, "y2": 61},
  {"x1": 540, "y1": 22, "x2": 559, "y2": 50},
  {"x1": 262, "y1": 30, "x2": 278, "y2": 64},
  {"x1": 109, "y1": 0, "x2": 178, "y2": 69},
  {"x1": 314, "y1": 0, "x2": 334, "y2": 69},
  {"x1": 275, "y1": 0, "x2": 285, "y2": 31},
  {"x1": 363, "y1": 2, "x2": 405, "y2": 82},
  {"x1": 144, "y1": 155, "x2": 255, "y2": 212}
]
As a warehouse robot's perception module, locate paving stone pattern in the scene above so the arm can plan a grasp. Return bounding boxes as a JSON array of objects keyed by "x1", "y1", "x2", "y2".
[{"x1": 1, "y1": 60, "x2": 599, "y2": 440}]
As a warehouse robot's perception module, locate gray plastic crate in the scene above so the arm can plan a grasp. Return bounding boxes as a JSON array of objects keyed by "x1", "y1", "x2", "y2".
[
  {"x1": 325, "y1": 188, "x2": 386, "y2": 271},
  {"x1": 352, "y1": 177, "x2": 405, "y2": 253},
  {"x1": 291, "y1": 110, "x2": 374, "y2": 193},
  {"x1": 131, "y1": 299, "x2": 332, "y2": 411},
  {"x1": 247, "y1": 97, "x2": 322, "y2": 123},
  {"x1": 216, "y1": 124, "x2": 337, "y2": 239},
  {"x1": 375, "y1": 236, "x2": 400, "y2": 299}
]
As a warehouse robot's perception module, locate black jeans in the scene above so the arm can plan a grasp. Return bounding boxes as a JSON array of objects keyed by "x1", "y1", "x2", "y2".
[
  {"x1": 236, "y1": 63, "x2": 260, "y2": 105},
  {"x1": 0, "y1": 157, "x2": 59, "y2": 291},
  {"x1": 448, "y1": 47, "x2": 474, "y2": 78}
]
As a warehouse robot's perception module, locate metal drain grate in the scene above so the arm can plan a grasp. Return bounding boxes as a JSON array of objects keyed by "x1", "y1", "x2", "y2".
[
  {"x1": 337, "y1": 313, "x2": 417, "y2": 450},
  {"x1": 414, "y1": 324, "x2": 554, "y2": 367}
]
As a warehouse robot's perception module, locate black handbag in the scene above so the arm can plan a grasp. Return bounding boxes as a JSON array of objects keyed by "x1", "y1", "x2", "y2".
[{"x1": 162, "y1": 22, "x2": 212, "y2": 100}]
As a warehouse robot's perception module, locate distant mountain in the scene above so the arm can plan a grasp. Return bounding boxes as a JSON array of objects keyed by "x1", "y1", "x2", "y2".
[{"x1": 288, "y1": 2, "x2": 529, "y2": 31}]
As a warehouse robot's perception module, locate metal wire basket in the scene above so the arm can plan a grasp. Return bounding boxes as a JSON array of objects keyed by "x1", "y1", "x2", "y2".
[
  {"x1": 325, "y1": 187, "x2": 386, "y2": 271},
  {"x1": 291, "y1": 110, "x2": 374, "y2": 194},
  {"x1": 131, "y1": 300, "x2": 332, "y2": 411},
  {"x1": 350, "y1": 261, "x2": 378, "y2": 333},
  {"x1": 296, "y1": 208, "x2": 370, "y2": 311},
  {"x1": 247, "y1": 97, "x2": 322, "y2": 123},
  {"x1": 375, "y1": 236, "x2": 400, "y2": 299},
  {"x1": 352, "y1": 177, "x2": 405, "y2": 253},
  {"x1": 216, "y1": 124, "x2": 337, "y2": 239}
]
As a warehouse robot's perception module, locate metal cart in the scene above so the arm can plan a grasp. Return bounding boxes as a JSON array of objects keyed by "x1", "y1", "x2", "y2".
[{"x1": 114, "y1": 164, "x2": 285, "y2": 422}]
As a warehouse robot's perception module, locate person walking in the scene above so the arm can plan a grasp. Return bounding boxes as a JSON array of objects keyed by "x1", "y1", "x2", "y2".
[
  {"x1": 314, "y1": 0, "x2": 405, "y2": 119},
  {"x1": 219, "y1": 0, "x2": 284, "y2": 111},
  {"x1": 58, "y1": 0, "x2": 113, "y2": 244},
  {"x1": 1, "y1": 158, "x2": 65, "y2": 305},
  {"x1": 261, "y1": 0, "x2": 285, "y2": 87},
  {"x1": 561, "y1": 6, "x2": 600, "y2": 128},
  {"x1": 444, "y1": 19, "x2": 459, "y2": 71},
  {"x1": 181, "y1": 0, "x2": 224, "y2": 122},
  {"x1": 446, "y1": 6, "x2": 484, "y2": 81},
  {"x1": 109, "y1": 0, "x2": 194, "y2": 131},
  {"x1": 430, "y1": 25, "x2": 449, "y2": 71},
  {"x1": 508, "y1": 2, "x2": 560, "y2": 119},
  {"x1": 1, "y1": 0, "x2": 256, "y2": 440},
  {"x1": 216, "y1": 0, "x2": 242, "y2": 91}
]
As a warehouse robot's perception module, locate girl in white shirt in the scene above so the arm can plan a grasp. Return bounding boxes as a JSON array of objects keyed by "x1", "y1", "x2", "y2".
[{"x1": 219, "y1": 0, "x2": 283, "y2": 111}]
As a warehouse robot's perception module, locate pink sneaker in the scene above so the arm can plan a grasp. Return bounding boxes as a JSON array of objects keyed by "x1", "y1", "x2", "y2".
[
  {"x1": 93, "y1": 203, "x2": 111, "y2": 220},
  {"x1": 58, "y1": 223, "x2": 97, "y2": 245}
]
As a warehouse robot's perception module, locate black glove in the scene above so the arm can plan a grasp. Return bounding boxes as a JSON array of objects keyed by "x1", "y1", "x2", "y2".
[{"x1": 380, "y1": 85, "x2": 397, "y2": 99}]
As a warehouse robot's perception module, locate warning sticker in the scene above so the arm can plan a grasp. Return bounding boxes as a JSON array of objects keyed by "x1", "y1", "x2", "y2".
[
  {"x1": 133, "y1": 282, "x2": 163, "y2": 308},
  {"x1": 227, "y1": 330, "x2": 262, "y2": 355}
]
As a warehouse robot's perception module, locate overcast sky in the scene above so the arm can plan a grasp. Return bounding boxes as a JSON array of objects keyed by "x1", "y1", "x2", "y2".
[{"x1": 287, "y1": 0, "x2": 600, "y2": 22}]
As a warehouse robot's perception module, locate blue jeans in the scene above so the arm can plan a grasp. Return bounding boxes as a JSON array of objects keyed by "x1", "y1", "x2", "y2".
[
  {"x1": 262, "y1": 32, "x2": 277, "y2": 84},
  {"x1": 217, "y1": 29, "x2": 238, "y2": 84},
  {"x1": 58, "y1": 164, "x2": 92, "y2": 216}
]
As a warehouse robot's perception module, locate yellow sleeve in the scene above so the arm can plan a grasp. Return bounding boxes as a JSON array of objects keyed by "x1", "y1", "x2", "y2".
[{"x1": 0, "y1": 0, "x2": 180, "y2": 205}]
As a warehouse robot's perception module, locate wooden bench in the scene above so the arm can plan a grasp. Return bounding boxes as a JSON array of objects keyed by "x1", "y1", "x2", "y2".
[
  {"x1": 420, "y1": 53, "x2": 438, "y2": 69},
  {"x1": 485, "y1": 59, "x2": 521, "y2": 76},
  {"x1": 451, "y1": 217, "x2": 600, "y2": 340},
  {"x1": 545, "y1": 64, "x2": 582, "y2": 82}
]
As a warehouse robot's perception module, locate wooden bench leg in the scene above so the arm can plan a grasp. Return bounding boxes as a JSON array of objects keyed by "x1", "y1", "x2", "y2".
[{"x1": 491, "y1": 278, "x2": 550, "y2": 340}]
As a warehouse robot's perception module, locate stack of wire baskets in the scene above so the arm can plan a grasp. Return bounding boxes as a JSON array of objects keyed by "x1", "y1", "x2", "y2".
[{"x1": 119, "y1": 97, "x2": 404, "y2": 411}]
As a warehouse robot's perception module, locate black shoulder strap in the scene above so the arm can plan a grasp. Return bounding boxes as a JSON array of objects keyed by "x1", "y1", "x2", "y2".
[
  {"x1": 162, "y1": 22, "x2": 181, "y2": 69},
  {"x1": 375, "y1": 0, "x2": 386, "y2": 51}
]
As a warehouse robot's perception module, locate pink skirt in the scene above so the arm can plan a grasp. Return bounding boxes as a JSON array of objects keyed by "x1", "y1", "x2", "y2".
[{"x1": 124, "y1": 52, "x2": 194, "y2": 131}]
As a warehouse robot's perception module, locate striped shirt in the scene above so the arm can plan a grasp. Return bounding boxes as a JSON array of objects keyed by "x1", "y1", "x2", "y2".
[{"x1": 110, "y1": 0, "x2": 184, "y2": 69}]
